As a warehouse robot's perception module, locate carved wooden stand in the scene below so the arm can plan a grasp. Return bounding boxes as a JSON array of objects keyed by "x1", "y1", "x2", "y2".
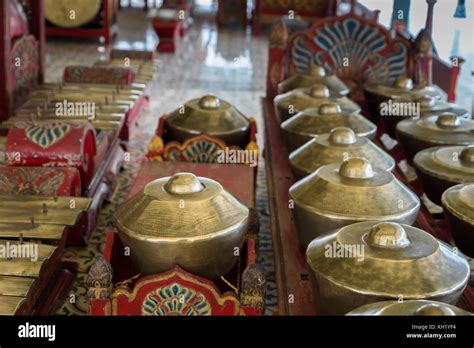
[
  {"x1": 88, "y1": 106, "x2": 264, "y2": 315},
  {"x1": 0, "y1": 0, "x2": 45, "y2": 121},
  {"x1": 45, "y1": 0, "x2": 119, "y2": 44},
  {"x1": 262, "y1": 0, "x2": 471, "y2": 315},
  {"x1": 88, "y1": 159, "x2": 265, "y2": 316}
]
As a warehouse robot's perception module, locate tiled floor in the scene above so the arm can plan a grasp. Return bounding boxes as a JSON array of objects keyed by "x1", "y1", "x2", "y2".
[{"x1": 47, "y1": 8, "x2": 278, "y2": 315}]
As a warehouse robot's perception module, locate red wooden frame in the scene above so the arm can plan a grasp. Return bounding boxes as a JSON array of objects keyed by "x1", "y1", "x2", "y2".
[
  {"x1": 148, "y1": 115, "x2": 258, "y2": 163},
  {"x1": 45, "y1": 0, "x2": 119, "y2": 44},
  {"x1": 265, "y1": 3, "x2": 463, "y2": 103},
  {"x1": 89, "y1": 133, "x2": 263, "y2": 316},
  {"x1": 216, "y1": 0, "x2": 247, "y2": 28},
  {"x1": 262, "y1": 94, "x2": 474, "y2": 315},
  {"x1": 252, "y1": 0, "x2": 336, "y2": 37},
  {"x1": 151, "y1": 17, "x2": 182, "y2": 53},
  {"x1": 0, "y1": 0, "x2": 45, "y2": 121},
  {"x1": 91, "y1": 230, "x2": 262, "y2": 316}
]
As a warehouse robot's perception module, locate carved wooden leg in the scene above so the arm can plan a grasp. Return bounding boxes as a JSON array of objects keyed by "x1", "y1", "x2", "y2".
[
  {"x1": 240, "y1": 264, "x2": 266, "y2": 315},
  {"x1": 87, "y1": 256, "x2": 113, "y2": 299}
]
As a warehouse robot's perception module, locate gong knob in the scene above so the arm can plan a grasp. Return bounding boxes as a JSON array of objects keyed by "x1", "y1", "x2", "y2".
[
  {"x1": 338, "y1": 157, "x2": 375, "y2": 179},
  {"x1": 417, "y1": 95, "x2": 436, "y2": 108},
  {"x1": 307, "y1": 64, "x2": 326, "y2": 77},
  {"x1": 319, "y1": 102, "x2": 342, "y2": 115},
  {"x1": 436, "y1": 113, "x2": 461, "y2": 128},
  {"x1": 309, "y1": 83, "x2": 330, "y2": 98},
  {"x1": 393, "y1": 76, "x2": 413, "y2": 90},
  {"x1": 163, "y1": 173, "x2": 205, "y2": 194},
  {"x1": 199, "y1": 95, "x2": 221, "y2": 109},
  {"x1": 367, "y1": 222, "x2": 410, "y2": 249},
  {"x1": 329, "y1": 127, "x2": 357, "y2": 145},
  {"x1": 460, "y1": 145, "x2": 474, "y2": 166}
]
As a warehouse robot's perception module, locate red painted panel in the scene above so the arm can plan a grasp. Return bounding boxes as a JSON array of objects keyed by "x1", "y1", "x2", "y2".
[{"x1": 128, "y1": 160, "x2": 255, "y2": 208}]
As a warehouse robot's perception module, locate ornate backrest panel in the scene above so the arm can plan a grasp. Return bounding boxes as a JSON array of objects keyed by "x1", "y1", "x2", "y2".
[
  {"x1": 287, "y1": 13, "x2": 412, "y2": 90},
  {"x1": 147, "y1": 116, "x2": 259, "y2": 165},
  {"x1": 111, "y1": 267, "x2": 241, "y2": 316},
  {"x1": 11, "y1": 34, "x2": 40, "y2": 109},
  {"x1": 163, "y1": 135, "x2": 231, "y2": 163}
]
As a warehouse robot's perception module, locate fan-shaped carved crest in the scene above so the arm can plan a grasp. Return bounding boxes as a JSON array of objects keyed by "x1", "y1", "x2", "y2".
[{"x1": 289, "y1": 14, "x2": 410, "y2": 88}]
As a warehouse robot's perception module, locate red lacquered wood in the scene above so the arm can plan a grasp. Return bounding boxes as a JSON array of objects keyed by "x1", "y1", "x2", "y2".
[
  {"x1": 67, "y1": 141, "x2": 123, "y2": 245},
  {"x1": 152, "y1": 18, "x2": 181, "y2": 53},
  {"x1": 155, "y1": 116, "x2": 166, "y2": 137},
  {"x1": 5, "y1": 122, "x2": 97, "y2": 188},
  {"x1": 0, "y1": 166, "x2": 82, "y2": 196},
  {"x1": 252, "y1": 0, "x2": 334, "y2": 37},
  {"x1": 129, "y1": 160, "x2": 255, "y2": 209},
  {"x1": 45, "y1": 0, "x2": 118, "y2": 44},
  {"x1": 262, "y1": 97, "x2": 316, "y2": 315},
  {"x1": 0, "y1": 0, "x2": 12, "y2": 120},
  {"x1": 120, "y1": 95, "x2": 149, "y2": 140},
  {"x1": 246, "y1": 237, "x2": 256, "y2": 265},
  {"x1": 266, "y1": 21, "x2": 288, "y2": 99},
  {"x1": 28, "y1": 0, "x2": 45, "y2": 84},
  {"x1": 103, "y1": 230, "x2": 137, "y2": 282},
  {"x1": 109, "y1": 266, "x2": 243, "y2": 315},
  {"x1": 93, "y1": 229, "x2": 263, "y2": 315},
  {"x1": 0, "y1": 0, "x2": 45, "y2": 120},
  {"x1": 33, "y1": 266, "x2": 76, "y2": 315}
]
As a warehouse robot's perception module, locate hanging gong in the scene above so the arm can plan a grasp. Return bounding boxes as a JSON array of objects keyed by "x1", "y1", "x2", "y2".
[{"x1": 45, "y1": 0, "x2": 102, "y2": 28}]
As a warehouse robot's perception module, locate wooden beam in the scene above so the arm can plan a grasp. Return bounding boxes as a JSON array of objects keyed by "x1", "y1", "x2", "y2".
[{"x1": 0, "y1": 0, "x2": 12, "y2": 121}]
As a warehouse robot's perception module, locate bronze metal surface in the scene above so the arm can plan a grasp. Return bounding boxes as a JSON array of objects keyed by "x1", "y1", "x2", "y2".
[
  {"x1": 45, "y1": 0, "x2": 102, "y2": 28},
  {"x1": 165, "y1": 95, "x2": 250, "y2": 147},
  {"x1": 0, "y1": 223, "x2": 65, "y2": 241},
  {"x1": 347, "y1": 300, "x2": 473, "y2": 316},
  {"x1": 275, "y1": 84, "x2": 360, "y2": 123},
  {"x1": 281, "y1": 103, "x2": 377, "y2": 151},
  {"x1": 396, "y1": 114, "x2": 474, "y2": 163},
  {"x1": 306, "y1": 221, "x2": 470, "y2": 315},
  {"x1": 278, "y1": 65, "x2": 350, "y2": 96},
  {"x1": 290, "y1": 158, "x2": 420, "y2": 247},
  {"x1": 289, "y1": 127, "x2": 395, "y2": 179},
  {"x1": 0, "y1": 295, "x2": 26, "y2": 316},
  {"x1": 0, "y1": 240, "x2": 57, "y2": 277},
  {"x1": 364, "y1": 77, "x2": 446, "y2": 100},
  {"x1": 115, "y1": 173, "x2": 249, "y2": 279},
  {"x1": 442, "y1": 184, "x2": 474, "y2": 257},
  {"x1": 414, "y1": 146, "x2": 474, "y2": 205}
]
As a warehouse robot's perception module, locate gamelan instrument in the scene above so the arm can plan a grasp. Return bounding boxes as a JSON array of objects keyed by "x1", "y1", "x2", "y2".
[
  {"x1": 414, "y1": 145, "x2": 474, "y2": 205},
  {"x1": 347, "y1": 300, "x2": 473, "y2": 316},
  {"x1": 442, "y1": 184, "x2": 474, "y2": 258},
  {"x1": 164, "y1": 95, "x2": 251, "y2": 148},
  {"x1": 45, "y1": 0, "x2": 102, "y2": 28},
  {"x1": 277, "y1": 65, "x2": 350, "y2": 96},
  {"x1": 289, "y1": 127, "x2": 395, "y2": 180},
  {"x1": 380, "y1": 95, "x2": 469, "y2": 139},
  {"x1": 396, "y1": 114, "x2": 474, "y2": 163},
  {"x1": 281, "y1": 102, "x2": 377, "y2": 152},
  {"x1": 289, "y1": 158, "x2": 420, "y2": 247},
  {"x1": 115, "y1": 173, "x2": 249, "y2": 279},
  {"x1": 3, "y1": 120, "x2": 96, "y2": 188},
  {"x1": 0, "y1": 194, "x2": 91, "y2": 315},
  {"x1": 274, "y1": 84, "x2": 360, "y2": 123},
  {"x1": 306, "y1": 221, "x2": 470, "y2": 315},
  {"x1": 363, "y1": 76, "x2": 447, "y2": 123}
]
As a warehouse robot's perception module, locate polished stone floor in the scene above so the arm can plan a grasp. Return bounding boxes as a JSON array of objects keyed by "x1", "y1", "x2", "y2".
[
  {"x1": 47, "y1": 8, "x2": 278, "y2": 315},
  {"x1": 46, "y1": 8, "x2": 268, "y2": 146}
]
